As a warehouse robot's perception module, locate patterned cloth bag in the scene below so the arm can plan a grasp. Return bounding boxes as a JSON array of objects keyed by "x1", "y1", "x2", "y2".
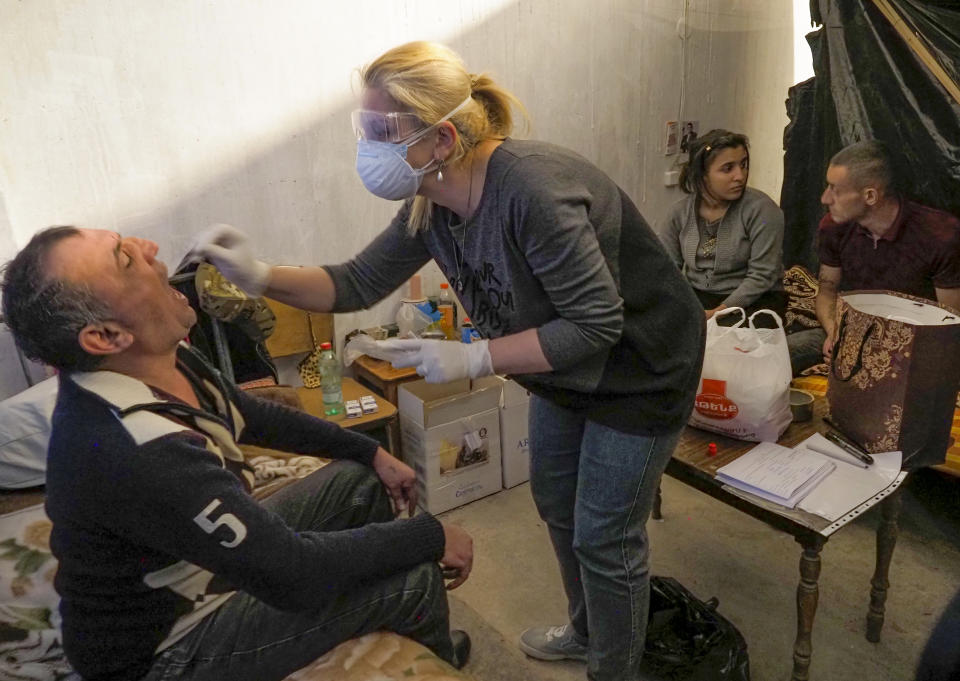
[{"x1": 826, "y1": 291, "x2": 960, "y2": 469}]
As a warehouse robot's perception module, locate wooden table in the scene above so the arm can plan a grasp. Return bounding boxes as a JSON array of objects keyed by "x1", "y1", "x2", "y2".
[
  {"x1": 350, "y1": 355, "x2": 422, "y2": 457},
  {"x1": 662, "y1": 398, "x2": 906, "y2": 681},
  {"x1": 351, "y1": 354, "x2": 421, "y2": 405},
  {"x1": 297, "y1": 377, "x2": 400, "y2": 455}
]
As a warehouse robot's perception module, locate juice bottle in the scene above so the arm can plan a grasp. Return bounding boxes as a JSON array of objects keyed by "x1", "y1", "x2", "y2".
[{"x1": 438, "y1": 283, "x2": 457, "y2": 340}]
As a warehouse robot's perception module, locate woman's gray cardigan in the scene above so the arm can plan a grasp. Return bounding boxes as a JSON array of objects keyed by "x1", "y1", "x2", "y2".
[{"x1": 656, "y1": 187, "x2": 784, "y2": 309}]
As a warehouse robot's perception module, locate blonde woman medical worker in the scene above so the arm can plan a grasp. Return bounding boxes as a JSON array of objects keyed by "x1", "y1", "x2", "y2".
[{"x1": 194, "y1": 42, "x2": 705, "y2": 681}]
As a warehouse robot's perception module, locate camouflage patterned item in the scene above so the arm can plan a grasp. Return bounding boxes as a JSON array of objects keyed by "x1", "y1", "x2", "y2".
[{"x1": 195, "y1": 262, "x2": 276, "y2": 342}]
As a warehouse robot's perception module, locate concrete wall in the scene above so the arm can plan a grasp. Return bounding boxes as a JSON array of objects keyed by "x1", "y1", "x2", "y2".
[{"x1": 0, "y1": 0, "x2": 797, "y2": 397}]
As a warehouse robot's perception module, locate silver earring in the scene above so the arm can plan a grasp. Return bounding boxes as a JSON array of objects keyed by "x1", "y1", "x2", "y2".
[{"x1": 436, "y1": 160, "x2": 445, "y2": 182}]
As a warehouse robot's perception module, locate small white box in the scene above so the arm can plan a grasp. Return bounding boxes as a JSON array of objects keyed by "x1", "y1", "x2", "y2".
[
  {"x1": 398, "y1": 377, "x2": 503, "y2": 514},
  {"x1": 344, "y1": 400, "x2": 362, "y2": 418},
  {"x1": 496, "y1": 377, "x2": 531, "y2": 488}
]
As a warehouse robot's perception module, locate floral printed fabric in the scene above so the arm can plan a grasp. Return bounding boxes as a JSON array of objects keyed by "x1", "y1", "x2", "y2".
[
  {"x1": 282, "y1": 630, "x2": 473, "y2": 681},
  {"x1": 0, "y1": 504, "x2": 77, "y2": 681},
  {"x1": 783, "y1": 265, "x2": 821, "y2": 334}
]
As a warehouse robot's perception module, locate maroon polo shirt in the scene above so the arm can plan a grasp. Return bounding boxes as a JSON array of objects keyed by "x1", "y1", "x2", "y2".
[{"x1": 817, "y1": 200, "x2": 960, "y2": 301}]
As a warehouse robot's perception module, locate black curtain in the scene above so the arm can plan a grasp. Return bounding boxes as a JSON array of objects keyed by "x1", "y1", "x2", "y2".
[{"x1": 781, "y1": 0, "x2": 960, "y2": 269}]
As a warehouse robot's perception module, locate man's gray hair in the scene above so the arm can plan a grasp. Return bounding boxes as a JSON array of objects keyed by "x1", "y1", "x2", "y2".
[
  {"x1": 1, "y1": 226, "x2": 112, "y2": 372},
  {"x1": 830, "y1": 140, "x2": 898, "y2": 196}
]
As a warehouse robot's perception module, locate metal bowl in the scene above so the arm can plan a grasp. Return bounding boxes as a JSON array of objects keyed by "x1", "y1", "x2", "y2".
[{"x1": 789, "y1": 389, "x2": 815, "y2": 422}]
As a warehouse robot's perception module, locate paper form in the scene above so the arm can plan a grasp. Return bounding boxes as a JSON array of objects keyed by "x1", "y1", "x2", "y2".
[
  {"x1": 716, "y1": 442, "x2": 836, "y2": 507},
  {"x1": 795, "y1": 433, "x2": 901, "y2": 521}
]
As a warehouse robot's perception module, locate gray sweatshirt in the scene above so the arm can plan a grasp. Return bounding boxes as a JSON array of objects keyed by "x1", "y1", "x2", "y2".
[
  {"x1": 325, "y1": 138, "x2": 704, "y2": 435},
  {"x1": 657, "y1": 187, "x2": 784, "y2": 308}
]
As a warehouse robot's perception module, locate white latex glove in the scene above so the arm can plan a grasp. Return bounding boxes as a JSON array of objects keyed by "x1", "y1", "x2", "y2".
[
  {"x1": 187, "y1": 224, "x2": 272, "y2": 297},
  {"x1": 379, "y1": 338, "x2": 493, "y2": 383}
]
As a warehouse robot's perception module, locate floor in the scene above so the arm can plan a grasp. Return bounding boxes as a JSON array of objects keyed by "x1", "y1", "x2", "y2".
[{"x1": 441, "y1": 467, "x2": 960, "y2": 681}]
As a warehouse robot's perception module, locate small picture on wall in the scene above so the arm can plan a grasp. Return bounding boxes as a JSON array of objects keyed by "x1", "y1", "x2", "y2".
[
  {"x1": 680, "y1": 120, "x2": 699, "y2": 154},
  {"x1": 664, "y1": 121, "x2": 679, "y2": 156}
]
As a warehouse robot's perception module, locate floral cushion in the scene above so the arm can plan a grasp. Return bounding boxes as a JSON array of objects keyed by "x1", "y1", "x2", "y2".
[{"x1": 0, "y1": 504, "x2": 76, "y2": 681}]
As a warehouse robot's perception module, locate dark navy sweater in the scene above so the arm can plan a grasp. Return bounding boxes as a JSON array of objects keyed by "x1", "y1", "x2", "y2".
[{"x1": 45, "y1": 346, "x2": 444, "y2": 680}]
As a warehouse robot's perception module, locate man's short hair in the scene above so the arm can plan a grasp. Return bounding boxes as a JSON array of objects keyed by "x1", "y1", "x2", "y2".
[
  {"x1": 830, "y1": 140, "x2": 898, "y2": 196},
  {"x1": 1, "y1": 226, "x2": 111, "y2": 372}
]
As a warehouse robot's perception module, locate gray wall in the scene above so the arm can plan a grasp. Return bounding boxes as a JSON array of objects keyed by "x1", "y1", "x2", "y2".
[{"x1": 0, "y1": 0, "x2": 797, "y2": 397}]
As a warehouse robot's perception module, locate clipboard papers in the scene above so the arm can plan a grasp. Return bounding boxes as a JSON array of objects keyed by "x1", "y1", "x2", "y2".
[
  {"x1": 715, "y1": 434, "x2": 904, "y2": 521},
  {"x1": 715, "y1": 442, "x2": 836, "y2": 508}
]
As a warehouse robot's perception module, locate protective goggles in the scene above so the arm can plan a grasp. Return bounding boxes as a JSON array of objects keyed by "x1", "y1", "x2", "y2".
[
  {"x1": 350, "y1": 95, "x2": 473, "y2": 145},
  {"x1": 351, "y1": 110, "x2": 427, "y2": 144}
]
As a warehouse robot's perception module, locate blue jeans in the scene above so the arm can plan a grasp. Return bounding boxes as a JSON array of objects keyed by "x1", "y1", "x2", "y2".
[
  {"x1": 142, "y1": 461, "x2": 454, "y2": 681},
  {"x1": 529, "y1": 395, "x2": 682, "y2": 681},
  {"x1": 787, "y1": 327, "x2": 827, "y2": 376}
]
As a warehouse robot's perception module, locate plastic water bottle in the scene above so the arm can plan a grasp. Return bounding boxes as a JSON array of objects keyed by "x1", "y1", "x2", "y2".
[{"x1": 318, "y1": 342, "x2": 344, "y2": 415}]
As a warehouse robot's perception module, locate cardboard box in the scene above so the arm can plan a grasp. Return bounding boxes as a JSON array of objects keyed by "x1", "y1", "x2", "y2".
[
  {"x1": 497, "y1": 377, "x2": 531, "y2": 488},
  {"x1": 398, "y1": 377, "x2": 503, "y2": 514}
]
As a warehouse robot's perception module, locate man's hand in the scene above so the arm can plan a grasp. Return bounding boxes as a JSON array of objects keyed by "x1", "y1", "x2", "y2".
[
  {"x1": 380, "y1": 338, "x2": 493, "y2": 383},
  {"x1": 186, "y1": 224, "x2": 273, "y2": 297},
  {"x1": 440, "y1": 523, "x2": 473, "y2": 590},
  {"x1": 371, "y1": 448, "x2": 417, "y2": 517},
  {"x1": 822, "y1": 332, "x2": 837, "y2": 364}
]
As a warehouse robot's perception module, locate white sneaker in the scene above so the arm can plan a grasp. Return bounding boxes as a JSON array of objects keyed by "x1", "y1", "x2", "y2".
[{"x1": 518, "y1": 624, "x2": 588, "y2": 662}]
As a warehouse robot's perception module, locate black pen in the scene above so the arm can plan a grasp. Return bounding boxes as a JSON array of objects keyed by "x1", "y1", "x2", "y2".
[
  {"x1": 822, "y1": 417, "x2": 874, "y2": 456},
  {"x1": 824, "y1": 431, "x2": 875, "y2": 465}
]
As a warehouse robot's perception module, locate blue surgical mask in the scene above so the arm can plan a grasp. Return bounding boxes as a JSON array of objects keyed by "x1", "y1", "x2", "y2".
[
  {"x1": 356, "y1": 136, "x2": 435, "y2": 200},
  {"x1": 354, "y1": 95, "x2": 473, "y2": 201}
]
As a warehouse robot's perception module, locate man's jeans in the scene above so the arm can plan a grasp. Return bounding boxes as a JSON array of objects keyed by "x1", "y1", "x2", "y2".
[
  {"x1": 528, "y1": 395, "x2": 682, "y2": 681},
  {"x1": 787, "y1": 327, "x2": 827, "y2": 376},
  {"x1": 143, "y1": 460, "x2": 453, "y2": 681}
]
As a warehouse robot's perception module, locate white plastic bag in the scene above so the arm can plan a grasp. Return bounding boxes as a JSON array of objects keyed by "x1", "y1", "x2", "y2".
[
  {"x1": 396, "y1": 300, "x2": 439, "y2": 337},
  {"x1": 688, "y1": 308, "x2": 793, "y2": 442}
]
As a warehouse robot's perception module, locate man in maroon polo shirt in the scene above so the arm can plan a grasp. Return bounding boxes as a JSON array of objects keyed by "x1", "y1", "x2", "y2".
[{"x1": 816, "y1": 140, "x2": 960, "y2": 360}]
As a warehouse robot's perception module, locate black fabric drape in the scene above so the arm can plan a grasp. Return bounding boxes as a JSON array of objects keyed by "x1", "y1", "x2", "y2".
[{"x1": 783, "y1": 0, "x2": 960, "y2": 269}]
